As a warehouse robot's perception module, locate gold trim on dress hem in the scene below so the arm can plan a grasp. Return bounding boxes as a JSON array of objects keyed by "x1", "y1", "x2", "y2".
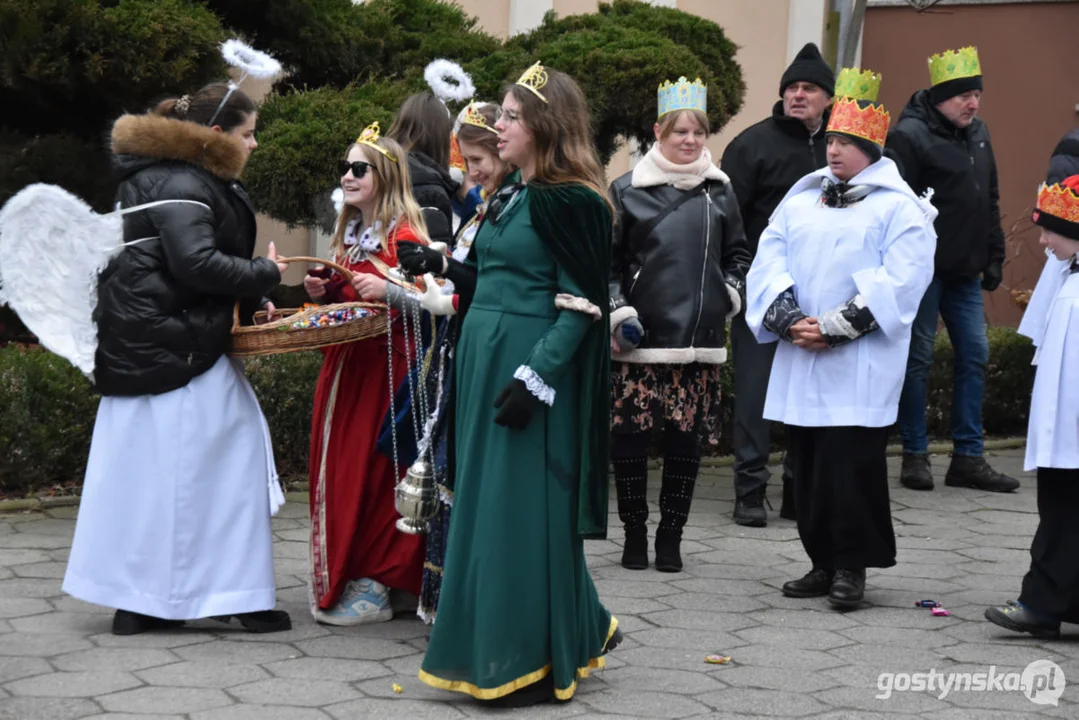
[{"x1": 418, "y1": 615, "x2": 619, "y2": 701}]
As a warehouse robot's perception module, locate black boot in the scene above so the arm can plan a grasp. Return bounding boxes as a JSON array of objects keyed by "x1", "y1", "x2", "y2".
[
  {"x1": 781, "y1": 567, "x2": 834, "y2": 598},
  {"x1": 900, "y1": 453, "x2": 934, "y2": 490},
  {"x1": 944, "y1": 455, "x2": 1020, "y2": 492},
  {"x1": 984, "y1": 602, "x2": 1060, "y2": 639},
  {"x1": 485, "y1": 674, "x2": 554, "y2": 708},
  {"x1": 112, "y1": 610, "x2": 185, "y2": 636},
  {"x1": 656, "y1": 431, "x2": 699, "y2": 573},
  {"x1": 733, "y1": 489, "x2": 768, "y2": 527},
  {"x1": 828, "y1": 568, "x2": 866, "y2": 609},
  {"x1": 214, "y1": 610, "x2": 292, "y2": 633},
  {"x1": 613, "y1": 432, "x2": 650, "y2": 570}
]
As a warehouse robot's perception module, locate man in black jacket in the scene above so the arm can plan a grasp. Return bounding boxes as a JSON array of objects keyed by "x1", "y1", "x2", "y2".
[
  {"x1": 720, "y1": 43, "x2": 834, "y2": 527},
  {"x1": 1048, "y1": 128, "x2": 1079, "y2": 184},
  {"x1": 888, "y1": 46, "x2": 1018, "y2": 493}
]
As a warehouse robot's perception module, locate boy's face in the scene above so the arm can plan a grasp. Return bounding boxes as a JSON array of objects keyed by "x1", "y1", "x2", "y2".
[{"x1": 1040, "y1": 228, "x2": 1079, "y2": 261}]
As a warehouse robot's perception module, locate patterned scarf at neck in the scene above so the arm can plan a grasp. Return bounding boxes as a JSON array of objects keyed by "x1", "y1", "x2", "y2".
[
  {"x1": 821, "y1": 178, "x2": 873, "y2": 209},
  {"x1": 344, "y1": 216, "x2": 396, "y2": 263}
]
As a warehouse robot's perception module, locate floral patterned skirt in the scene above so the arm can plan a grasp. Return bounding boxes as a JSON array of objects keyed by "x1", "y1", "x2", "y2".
[{"x1": 610, "y1": 362, "x2": 724, "y2": 448}]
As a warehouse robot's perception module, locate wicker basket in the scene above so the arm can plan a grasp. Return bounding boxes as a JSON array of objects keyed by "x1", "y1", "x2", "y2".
[{"x1": 229, "y1": 256, "x2": 388, "y2": 357}]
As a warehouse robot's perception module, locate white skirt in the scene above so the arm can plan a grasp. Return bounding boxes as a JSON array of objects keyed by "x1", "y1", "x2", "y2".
[{"x1": 63, "y1": 355, "x2": 284, "y2": 619}]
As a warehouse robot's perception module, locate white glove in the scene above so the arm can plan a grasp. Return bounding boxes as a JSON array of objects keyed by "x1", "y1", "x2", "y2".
[{"x1": 419, "y1": 273, "x2": 457, "y2": 316}]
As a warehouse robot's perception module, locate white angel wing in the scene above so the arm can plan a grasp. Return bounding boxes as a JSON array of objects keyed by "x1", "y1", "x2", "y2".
[{"x1": 0, "y1": 184, "x2": 125, "y2": 376}]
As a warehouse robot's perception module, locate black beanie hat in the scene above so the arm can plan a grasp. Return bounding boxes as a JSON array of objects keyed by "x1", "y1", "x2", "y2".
[
  {"x1": 929, "y1": 75, "x2": 984, "y2": 105},
  {"x1": 779, "y1": 43, "x2": 836, "y2": 97}
]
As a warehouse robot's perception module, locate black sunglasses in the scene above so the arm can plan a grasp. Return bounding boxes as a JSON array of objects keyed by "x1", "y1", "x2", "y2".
[
  {"x1": 337, "y1": 160, "x2": 374, "y2": 178},
  {"x1": 486, "y1": 183, "x2": 525, "y2": 225}
]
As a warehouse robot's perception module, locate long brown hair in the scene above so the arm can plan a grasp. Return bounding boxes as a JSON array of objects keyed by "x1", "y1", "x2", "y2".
[
  {"x1": 330, "y1": 136, "x2": 430, "y2": 259},
  {"x1": 387, "y1": 92, "x2": 453, "y2": 168},
  {"x1": 503, "y1": 69, "x2": 613, "y2": 213}
]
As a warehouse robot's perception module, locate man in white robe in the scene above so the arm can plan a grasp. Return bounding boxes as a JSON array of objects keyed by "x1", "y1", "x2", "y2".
[
  {"x1": 985, "y1": 175, "x2": 1079, "y2": 638},
  {"x1": 745, "y1": 89, "x2": 937, "y2": 609}
]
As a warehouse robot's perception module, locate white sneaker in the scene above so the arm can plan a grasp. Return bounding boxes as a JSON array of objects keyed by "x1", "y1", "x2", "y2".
[{"x1": 314, "y1": 578, "x2": 393, "y2": 626}]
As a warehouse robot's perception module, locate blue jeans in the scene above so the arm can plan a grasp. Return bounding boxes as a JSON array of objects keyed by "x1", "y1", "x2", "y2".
[{"x1": 898, "y1": 276, "x2": 989, "y2": 456}]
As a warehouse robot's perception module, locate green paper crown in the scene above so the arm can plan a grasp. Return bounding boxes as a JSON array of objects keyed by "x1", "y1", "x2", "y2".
[
  {"x1": 928, "y1": 46, "x2": 982, "y2": 87},
  {"x1": 657, "y1": 76, "x2": 707, "y2": 119},
  {"x1": 835, "y1": 67, "x2": 881, "y2": 102}
]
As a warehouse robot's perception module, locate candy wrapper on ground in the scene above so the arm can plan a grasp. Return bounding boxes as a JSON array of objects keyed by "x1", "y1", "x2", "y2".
[{"x1": 705, "y1": 654, "x2": 732, "y2": 665}]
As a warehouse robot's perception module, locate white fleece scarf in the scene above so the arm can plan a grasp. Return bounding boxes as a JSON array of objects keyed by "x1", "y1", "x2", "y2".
[{"x1": 631, "y1": 144, "x2": 729, "y2": 190}]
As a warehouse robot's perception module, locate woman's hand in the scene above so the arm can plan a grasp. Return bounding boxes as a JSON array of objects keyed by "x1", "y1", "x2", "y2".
[
  {"x1": 352, "y1": 273, "x2": 388, "y2": 301},
  {"x1": 790, "y1": 317, "x2": 829, "y2": 351},
  {"x1": 304, "y1": 273, "x2": 328, "y2": 300},
  {"x1": 397, "y1": 241, "x2": 448, "y2": 277},
  {"x1": 261, "y1": 300, "x2": 277, "y2": 323},
  {"x1": 267, "y1": 242, "x2": 288, "y2": 276}
]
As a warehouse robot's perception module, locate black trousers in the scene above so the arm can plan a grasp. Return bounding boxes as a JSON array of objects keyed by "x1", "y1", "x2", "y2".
[
  {"x1": 1019, "y1": 468, "x2": 1079, "y2": 623},
  {"x1": 787, "y1": 425, "x2": 896, "y2": 570},
  {"x1": 730, "y1": 313, "x2": 794, "y2": 498}
]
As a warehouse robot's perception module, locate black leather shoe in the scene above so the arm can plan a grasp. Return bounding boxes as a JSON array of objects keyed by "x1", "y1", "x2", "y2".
[
  {"x1": 733, "y1": 491, "x2": 768, "y2": 527},
  {"x1": 945, "y1": 455, "x2": 1019, "y2": 492},
  {"x1": 603, "y1": 626, "x2": 624, "y2": 655},
  {"x1": 900, "y1": 453, "x2": 934, "y2": 490},
  {"x1": 782, "y1": 568, "x2": 834, "y2": 598},
  {"x1": 485, "y1": 674, "x2": 554, "y2": 707},
  {"x1": 985, "y1": 603, "x2": 1060, "y2": 639},
  {"x1": 654, "y1": 529, "x2": 683, "y2": 572},
  {"x1": 828, "y1": 568, "x2": 866, "y2": 609},
  {"x1": 214, "y1": 609, "x2": 292, "y2": 633},
  {"x1": 621, "y1": 526, "x2": 648, "y2": 570},
  {"x1": 112, "y1": 610, "x2": 185, "y2": 636}
]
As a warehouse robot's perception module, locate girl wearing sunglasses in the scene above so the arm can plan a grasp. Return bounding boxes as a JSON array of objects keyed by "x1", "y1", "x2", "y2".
[
  {"x1": 303, "y1": 122, "x2": 431, "y2": 627},
  {"x1": 412, "y1": 65, "x2": 621, "y2": 707}
]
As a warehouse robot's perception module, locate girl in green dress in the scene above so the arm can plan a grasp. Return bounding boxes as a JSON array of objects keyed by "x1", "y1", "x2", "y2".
[{"x1": 405, "y1": 63, "x2": 622, "y2": 707}]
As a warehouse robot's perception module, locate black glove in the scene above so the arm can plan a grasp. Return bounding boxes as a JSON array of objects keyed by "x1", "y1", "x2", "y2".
[
  {"x1": 981, "y1": 260, "x2": 1003, "y2": 292},
  {"x1": 493, "y1": 379, "x2": 543, "y2": 430},
  {"x1": 397, "y1": 241, "x2": 446, "y2": 277}
]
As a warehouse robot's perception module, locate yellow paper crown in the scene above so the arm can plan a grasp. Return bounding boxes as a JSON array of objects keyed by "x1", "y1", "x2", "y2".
[
  {"x1": 826, "y1": 97, "x2": 890, "y2": 148},
  {"x1": 356, "y1": 121, "x2": 397, "y2": 163},
  {"x1": 928, "y1": 46, "x2": 982, "y2": 87},
  {"x1": 1034, "y1": 179, "x2": 1079, "y2": 229},
  {"x1": 657, "y1": 76, "x2": 707, "y2": 119},
  {"x1": 834, "y1": 68, "x2": 881, "y2": 102},
  {"x1": 516, "y1": 62, "x2": 549, "y2": 104},
  {"x1": 461, "y1": 102, "x2": 497, "y2": 135}
]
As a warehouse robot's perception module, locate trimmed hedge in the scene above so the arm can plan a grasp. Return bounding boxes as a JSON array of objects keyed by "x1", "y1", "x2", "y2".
[{"x1": 0, "y1": 327, "x2": 1036, "y2": 495}]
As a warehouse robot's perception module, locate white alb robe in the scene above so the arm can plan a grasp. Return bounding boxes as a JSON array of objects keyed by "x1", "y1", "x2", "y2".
[
  {"x1": 745, "y1": 159, "x2": 937, "y2": 427},
  {"x1": 1018, "y1": 253, "x2": 1079, "y2": 471},
  {"x1": 63, "y1": 355, "x2": 281, "y2": 619}
]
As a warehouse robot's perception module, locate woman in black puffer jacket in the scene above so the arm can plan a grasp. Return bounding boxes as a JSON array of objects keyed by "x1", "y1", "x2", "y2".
[{"x1": 62, "y1": 82, "x2": 291, "y2": 638}]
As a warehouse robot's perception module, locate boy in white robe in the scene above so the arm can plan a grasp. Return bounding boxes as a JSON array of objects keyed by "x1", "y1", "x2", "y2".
[
  {"x1": 745, "y1": 70, "x2": 937, "y2": 609},
  {"x1": 985, "y1": 175, "x2": 1079, "y2": 638}
]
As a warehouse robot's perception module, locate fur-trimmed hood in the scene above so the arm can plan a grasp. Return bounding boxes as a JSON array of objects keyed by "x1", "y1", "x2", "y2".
[{"x1": 111, "y1": 114, "x2": 248, "y2": 180}]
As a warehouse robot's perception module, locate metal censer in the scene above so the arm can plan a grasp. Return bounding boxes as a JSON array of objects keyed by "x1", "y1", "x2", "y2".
[{"x1": 395, "y1": 457, "x2": 438, "y2": 534}]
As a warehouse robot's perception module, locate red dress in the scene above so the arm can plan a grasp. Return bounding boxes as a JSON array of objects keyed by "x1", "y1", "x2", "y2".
[{"x1": 309, "y1": 223, "x2": 425, "y2": 609}]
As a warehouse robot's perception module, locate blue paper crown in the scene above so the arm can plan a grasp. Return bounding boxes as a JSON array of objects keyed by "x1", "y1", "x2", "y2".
[{"x1": 657, "y1": 77, "x2": 707, "y2": 119}]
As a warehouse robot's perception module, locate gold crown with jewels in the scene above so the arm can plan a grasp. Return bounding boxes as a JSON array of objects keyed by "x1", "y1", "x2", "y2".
[
  {"x1": 356, "y1": 121, "x2": 397, "y2": 163},
  {"x1": 462, "y1": 102, "x2": 497, "y2": 134},
  {"x1": 516, "y1": 62, "x2": 549, "y2": 104}
]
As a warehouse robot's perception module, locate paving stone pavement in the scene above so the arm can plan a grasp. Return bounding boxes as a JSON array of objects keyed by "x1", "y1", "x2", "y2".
[{"x1": 1, "y1": 448, "x2": 1075, "y2": 718}]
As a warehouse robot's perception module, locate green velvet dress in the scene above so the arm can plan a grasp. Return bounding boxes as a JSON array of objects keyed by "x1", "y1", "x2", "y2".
[{"x1": 418, "y1": 182, "x2": 617, "y2": 701}]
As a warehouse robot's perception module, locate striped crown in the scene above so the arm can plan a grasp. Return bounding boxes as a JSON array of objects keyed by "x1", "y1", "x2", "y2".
[
  {"x1": 835, "y1": 67, "x2": 881, "y2": 102},
  {"x1": 657, "y1": 76, "x2": 707, "y2": 119},
  {"x1": 928, "y1": 46, "x2": 982, "y2": 87}
]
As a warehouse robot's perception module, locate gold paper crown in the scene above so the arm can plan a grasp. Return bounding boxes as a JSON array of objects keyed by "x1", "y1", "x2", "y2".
[
  {"x1": 834, "y1": 68, "x2": 881, "y2": 102},
  {"x1": 826, "y1": 97, "x2": 890, "y2": 148},
  {"x1": 928, "y1": 46, "x2": 982, "y2": 87},
  {"x1": 461, "y1": 102, "x2": 498, "y2": 135},
  {"x1": 356, "y1": 121, "x2": 398, "y2": 163},
  {"x1": 1034, "y1": 180, "x2": 1079, "y2": 229},
  {"x1": 516, "y1": 62, "x2": 549, "y2": 104},
  {"x1": 657, "y1": 76, "x2": 707, "y2": 119}
]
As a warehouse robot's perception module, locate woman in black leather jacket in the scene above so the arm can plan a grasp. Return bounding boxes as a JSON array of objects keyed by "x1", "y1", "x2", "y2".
[
  {"x1": 62, "y1": 82, "x2": 291, "y2": 637},
  {"x1": 608, "y1": 79, "x2": 750, "y2": 573}
]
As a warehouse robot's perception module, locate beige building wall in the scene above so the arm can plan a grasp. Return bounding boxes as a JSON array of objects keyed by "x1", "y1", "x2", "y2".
[{"x1": 254, "y1": 0, "x2": 828, "y2": 277}]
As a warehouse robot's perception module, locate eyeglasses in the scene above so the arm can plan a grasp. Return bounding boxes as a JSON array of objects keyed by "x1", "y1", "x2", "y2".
[
  {"x1": 486, "y1": 183, "x2": 525, "y2": 225},
  {"x1": 337, "y1": 160, "x2": 374, "y2": 179},
  {"x1": 495, "y1": 108, "x2": 521, "y2": 125}
]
